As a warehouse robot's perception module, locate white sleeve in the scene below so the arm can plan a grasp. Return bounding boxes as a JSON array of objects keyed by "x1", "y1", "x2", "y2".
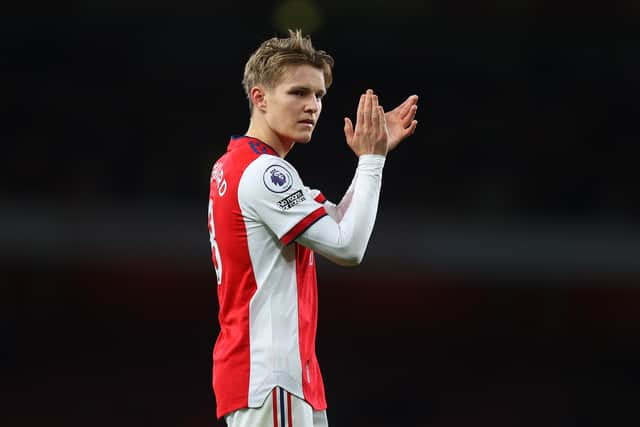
[
  {"x1": 296, "y1": 154, "x2": 385, "y2": 266},
  {"x1": 320, "y1": 171, "x2": 357, "y2": 223},
  {"x1": 238, "y1": 156, "x2": 328, "y2": 245}
]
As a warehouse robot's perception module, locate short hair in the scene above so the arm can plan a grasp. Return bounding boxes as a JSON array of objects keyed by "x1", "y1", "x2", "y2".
[{"x1": 242, "y1": 29, "x2": 334, "y2": 110}]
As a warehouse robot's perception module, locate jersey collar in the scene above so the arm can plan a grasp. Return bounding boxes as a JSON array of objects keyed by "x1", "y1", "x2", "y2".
[{"x1": 228, "y1": 135, "x2": 279, "y2": 156}]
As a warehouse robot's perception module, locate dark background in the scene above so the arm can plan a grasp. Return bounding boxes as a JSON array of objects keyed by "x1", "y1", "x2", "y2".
[{"x1": 3, "y1": 1, "x2": 640, "y2": 426}]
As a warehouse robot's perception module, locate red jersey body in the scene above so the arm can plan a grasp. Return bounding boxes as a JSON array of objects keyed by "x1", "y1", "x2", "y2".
[{"x1": 208, "y1": 136, "x2": 329, "y2": 419}]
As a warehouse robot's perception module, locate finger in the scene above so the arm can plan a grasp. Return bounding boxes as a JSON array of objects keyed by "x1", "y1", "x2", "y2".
[
  {"x1": 356, "y1": 94, "x2": 365, "y2": 130},
  {"x1": 371, "y1": 94, "x2": 380, "y2": 125},
  {"x1": 402, "y1": 104, "x2": 418, "y2": 126},
  {"x1": 377, "y1": 105, "x2": 386, "y2": 135},
  {"x1": 407, "y1": 94, "x2": 419, "y2": 105},
  {"x1": 363, "y1": 90, "x2": 372, "y2": 127},
  {"x1": 399, "y1": 95, "x2": 419, "y2": 118},
  {"x1": 404, "y1": 119, "x2": 418, "y2": 136},
  {"x1": 344, "y1": 117, "x2": 354, "y2": 143}
]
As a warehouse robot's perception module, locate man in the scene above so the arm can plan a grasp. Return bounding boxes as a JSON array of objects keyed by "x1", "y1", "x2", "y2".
[{"x1": 207, "y1": 29, "x2": 418, "y2": 427}]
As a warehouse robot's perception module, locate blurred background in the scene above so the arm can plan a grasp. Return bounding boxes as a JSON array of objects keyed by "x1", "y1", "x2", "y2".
[{"x1": 3, "y1": 0, "x2": 640, "y2": 426}]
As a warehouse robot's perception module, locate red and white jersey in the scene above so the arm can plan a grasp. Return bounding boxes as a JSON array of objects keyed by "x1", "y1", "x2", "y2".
[{"x1": 208, "y1": 135, "x2": 329, "y2": 419}]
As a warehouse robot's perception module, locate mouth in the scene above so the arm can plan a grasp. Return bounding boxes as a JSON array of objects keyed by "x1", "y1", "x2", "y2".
[{"x1": 298, "y1": 119, "x2": 315, "y2": 127}]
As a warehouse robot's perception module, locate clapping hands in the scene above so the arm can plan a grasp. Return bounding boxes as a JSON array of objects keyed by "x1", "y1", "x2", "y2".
[{"x1": 344, "y1": 90, "x2": 418, "y2": 157}]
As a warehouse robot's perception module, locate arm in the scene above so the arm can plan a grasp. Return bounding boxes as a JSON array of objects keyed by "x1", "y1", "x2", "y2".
[
  {"x1": 324, "y1": 91, "x2": 419, "y2": 221},
  {"x1": 296, "y1": 155, "x2": 384, "y2": 266},
  {"x1": 297, "y1": 89, "x2": 419, "y2": 265},
  {"x1": 321, "y1": 171, "x2": 356, "y2": 223},
  {"x1": 295, "y1": 89, "x2": 387, "y2": 265}
]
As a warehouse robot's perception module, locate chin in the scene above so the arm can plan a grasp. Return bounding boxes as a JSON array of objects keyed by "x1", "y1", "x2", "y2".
[{"x1": 295, "y1": 132, "x2": 314, "y2": 143}]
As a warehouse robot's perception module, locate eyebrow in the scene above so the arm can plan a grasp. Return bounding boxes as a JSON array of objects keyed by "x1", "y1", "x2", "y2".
[{"x1": 289, "y1": 85, "x2": 326, "y2": 96}]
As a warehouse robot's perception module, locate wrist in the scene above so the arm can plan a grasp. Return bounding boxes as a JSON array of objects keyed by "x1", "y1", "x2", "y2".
[
  {"x1": 358, "y1": 154, "x2": 386, "y2": 167},
  {"x1": 358, "y1": 149, "x2": 387, "y2": 157}
]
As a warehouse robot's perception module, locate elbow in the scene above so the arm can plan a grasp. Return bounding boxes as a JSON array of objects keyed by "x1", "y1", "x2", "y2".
[
  {"x1": 333, "y1": 237, "x2": 369, "y2": 266},
  {"x1": 336, "y1": 247, "x2": 365, "y2": 267},
  {"x1": 342, "y1": 257, "x2": 363, "y2": 267},
  {"x1": 324, "y1": 251, "x2": 361, "y2": 267},
  {"x1": 314, "y1": 231, "x2": 370, "y2": 266}
]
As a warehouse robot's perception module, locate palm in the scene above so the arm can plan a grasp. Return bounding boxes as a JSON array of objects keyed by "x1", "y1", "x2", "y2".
[{"x1": 385, "y1": 95, "x2": 419, "y2": 152}]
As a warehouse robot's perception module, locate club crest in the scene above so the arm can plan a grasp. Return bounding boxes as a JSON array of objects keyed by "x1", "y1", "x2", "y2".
[{"x1": 263, "y1": 164, "x2": 293, "y2": 193}]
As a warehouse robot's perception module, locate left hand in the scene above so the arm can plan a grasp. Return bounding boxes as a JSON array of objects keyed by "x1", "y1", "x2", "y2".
[{"x1": 384, "y1": 95, "x2": 419, "y2": 152}]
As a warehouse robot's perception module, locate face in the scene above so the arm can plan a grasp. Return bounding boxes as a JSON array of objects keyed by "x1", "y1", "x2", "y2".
[{"x1": 261, "y1": 64, "x2": 326, "y2": 144}]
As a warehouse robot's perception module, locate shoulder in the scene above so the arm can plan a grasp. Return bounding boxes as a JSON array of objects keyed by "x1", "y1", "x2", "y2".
[{"x1": 240, "y1": 155, "x2": 301, "y2": 195}]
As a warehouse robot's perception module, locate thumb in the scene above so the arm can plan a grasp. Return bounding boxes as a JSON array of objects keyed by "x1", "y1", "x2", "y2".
[{"x1": 344, "y1": 117, "x2": 354, "y2": 144}]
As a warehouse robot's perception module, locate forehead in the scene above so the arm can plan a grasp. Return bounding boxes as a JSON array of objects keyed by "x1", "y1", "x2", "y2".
[{"x1": 277, "y1": 64, "x2": 326, "y2": 91}]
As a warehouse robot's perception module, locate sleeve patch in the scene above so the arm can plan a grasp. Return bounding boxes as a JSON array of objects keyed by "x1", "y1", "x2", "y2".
[
  {"x1": 263, "y1": 164, "x2": 293, "y2": 193},
  {"x1": 277, "y1": 190, "x2": 306, "y2": 210}
]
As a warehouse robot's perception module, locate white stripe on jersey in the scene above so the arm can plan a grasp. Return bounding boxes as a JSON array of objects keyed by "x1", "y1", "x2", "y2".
[{"x1": 238, "y1": 155, "x2": 325, "y2": 405}]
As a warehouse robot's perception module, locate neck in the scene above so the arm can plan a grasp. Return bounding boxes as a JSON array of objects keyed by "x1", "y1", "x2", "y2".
[{"x1": 245, "y1": 120, "x2": 294, "y2": 158}]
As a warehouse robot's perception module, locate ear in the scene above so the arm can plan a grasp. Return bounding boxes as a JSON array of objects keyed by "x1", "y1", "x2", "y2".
[{"x1": 250, "y1": 86, "x2": 267, "y2": 112}]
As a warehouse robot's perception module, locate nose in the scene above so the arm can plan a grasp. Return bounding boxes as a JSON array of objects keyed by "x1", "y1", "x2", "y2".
[{"x1": 304, "y1": 96, "x2": 320, "y2": 113}]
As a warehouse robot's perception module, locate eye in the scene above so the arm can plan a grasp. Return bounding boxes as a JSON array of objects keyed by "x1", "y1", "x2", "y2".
[{"x1": 291, "y1": 89, "x2": 306, "y2": 97}]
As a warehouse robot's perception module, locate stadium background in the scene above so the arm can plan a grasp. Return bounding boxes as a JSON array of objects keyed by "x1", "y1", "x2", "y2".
[{"x1": 3, "y1": 1, "x2": 640, "y2": 425}]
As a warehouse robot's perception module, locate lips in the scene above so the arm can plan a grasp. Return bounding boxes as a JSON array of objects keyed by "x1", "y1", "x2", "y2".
[{"x1": 298, "y1": 119, "x2": 314, "y2": 126}]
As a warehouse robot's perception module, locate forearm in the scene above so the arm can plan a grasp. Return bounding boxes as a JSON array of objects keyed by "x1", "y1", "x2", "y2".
[
  {"x1": 323, "y1": 171, "x2": 356, "y2": 223},
  {"x1": 296, "y1": 155, "x2": 385, "y2": 266}
]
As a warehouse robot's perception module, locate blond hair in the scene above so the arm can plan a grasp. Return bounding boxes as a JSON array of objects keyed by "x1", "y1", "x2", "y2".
[{"x1": 242, "y1": 29, "x2": 334, "y2": 109}]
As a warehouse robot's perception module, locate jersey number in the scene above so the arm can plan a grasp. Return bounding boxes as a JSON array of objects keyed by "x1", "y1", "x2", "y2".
[{"x1": 208, "y1": 199, "x2": 223, "y2": 285}]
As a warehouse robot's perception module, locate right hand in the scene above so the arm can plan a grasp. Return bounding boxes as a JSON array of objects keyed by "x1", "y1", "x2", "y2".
[{"x1": 343, "y1": 89, "x2": 389, "y2": 157}]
